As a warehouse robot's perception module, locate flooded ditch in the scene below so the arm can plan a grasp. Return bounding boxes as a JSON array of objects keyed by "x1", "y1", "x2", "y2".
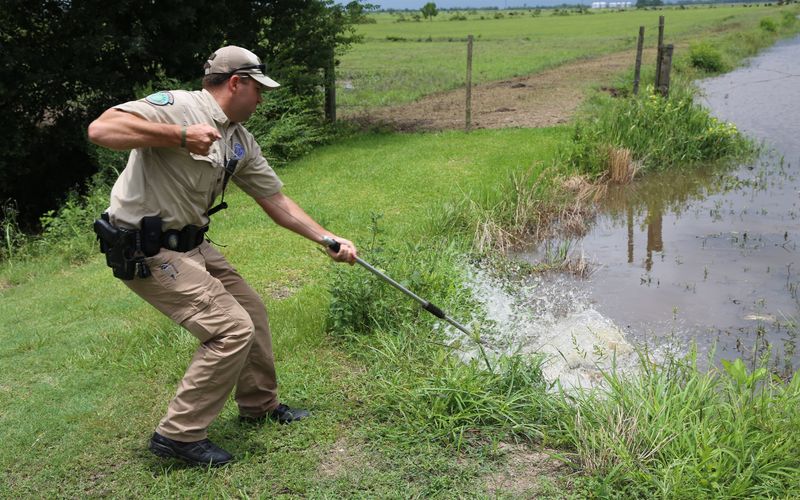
[{"x1": 457, "y1": 36, "x2": 800, "y2": 386}]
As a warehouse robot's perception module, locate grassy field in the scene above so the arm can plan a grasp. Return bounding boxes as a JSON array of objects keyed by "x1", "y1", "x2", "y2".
[
  {"x1": 338, "y1": 4, "x2": 795, "y2": 109},
  {"x1": 3, "y1": 8, "x2": 800, "y2": 498},
  {"x1": 3, "y1": 110, "x2": 799, "y2": 497},
  {"x1": 0, "y1": 129, "x2": 571, "y2": 497}
]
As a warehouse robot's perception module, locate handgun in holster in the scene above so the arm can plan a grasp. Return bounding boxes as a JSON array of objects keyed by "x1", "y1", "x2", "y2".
[{"x1": 93, "y1": 213, "x2": 160, "y2": 280}]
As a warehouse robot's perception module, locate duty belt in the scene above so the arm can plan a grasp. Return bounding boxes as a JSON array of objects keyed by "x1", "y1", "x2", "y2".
[
  {"x1": 94, "y1": 213, "x2": 209, "y2": 281},
  {"x1": 161, "y1": 225, "x2": 208, "y2": 253}
]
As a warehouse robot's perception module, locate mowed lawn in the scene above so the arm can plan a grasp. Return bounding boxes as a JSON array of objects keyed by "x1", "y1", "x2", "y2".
[
  {"x1": 4, "y1": 7, "x2": 799, "y2": 495},
  {"x1": 0, "y1": 128, "x2": 569, "y2": 497},
  {"x1": 338, "y1": 4, "x2": 793, "y2": 108}
]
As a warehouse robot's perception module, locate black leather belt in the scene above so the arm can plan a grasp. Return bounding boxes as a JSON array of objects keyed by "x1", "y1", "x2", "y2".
[{"x1": 161, "y1": 225, "x2": 208, "y2": 252}]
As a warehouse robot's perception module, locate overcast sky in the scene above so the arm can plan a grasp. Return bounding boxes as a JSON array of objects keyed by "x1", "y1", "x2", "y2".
[{"x1": 336, "y1": 0, "x2": 590, "y2": 9}]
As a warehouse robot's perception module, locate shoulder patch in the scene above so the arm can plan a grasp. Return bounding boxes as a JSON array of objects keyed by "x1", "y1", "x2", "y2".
[
  {"x1": 144, "y1": 91, "x2": 175, "y2": 106},
  {"x1": 233, "y1": 142, "x2": 245, "y2": 159}
]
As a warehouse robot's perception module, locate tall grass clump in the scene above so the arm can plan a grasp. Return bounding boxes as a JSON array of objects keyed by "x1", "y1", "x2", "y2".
[
  {"x1": 561, "y1": 352, "x2": 800, "y2": 498},
  {"x1": 327, "y1": 240, "x2": 566, "y2": 446},
  {"x1": 433, "y1": 164, "x2": 587, "y2": 254},
  {"x1": 461, "y1": 168, "x2": 555, "y2": 254},
  {"x1": 782, "y1": 10, "x2": 798, "y2": 28},
  {"x1": 607, "y1": 146, "x2": 638, "y2": 184},
  {"x1": 1, "y1": 200, "x2": 26, "y2": 261},
  {"x1": 367, "y1": 340, "x2": 566, "y2": 447},
  {"x1": 760, "y1": 17, "x2": 778, "y2": 33},
  {"x1": 569, "y1": 81, "x2": 753, "y2": 179}
]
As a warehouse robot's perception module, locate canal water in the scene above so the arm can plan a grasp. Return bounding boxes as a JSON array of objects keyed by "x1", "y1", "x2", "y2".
[{"x1": 456, "y1": 36, "x2": 800, "y2": 387}]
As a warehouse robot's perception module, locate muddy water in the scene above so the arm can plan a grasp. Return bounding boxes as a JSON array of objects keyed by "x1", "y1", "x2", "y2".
[
  {"x1": 458, "y1": 37, "x2": 800, "y2": 386},
  {"x1": 551, "y1": 36, "x2": 800, "y2": 378}
]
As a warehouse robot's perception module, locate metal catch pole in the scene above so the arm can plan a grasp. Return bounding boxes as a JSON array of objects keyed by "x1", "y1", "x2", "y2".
[{"x1": 322, "y1": 237, "x2": 473, "y2": 336}]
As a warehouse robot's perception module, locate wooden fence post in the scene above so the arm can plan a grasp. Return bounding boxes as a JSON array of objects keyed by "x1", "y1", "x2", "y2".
[
  {"x1": 466, "y1": 35, "x2": 474, "y2": 131},
  {"x1": 658, "y1": 44, "x2": 674, "y2": 97},
  {"x1": 655, "y1": 15, "x2": 665, "y2": 90},
  {"x1": 324, "y1": 48, "x2": 336, "y2": 123},
  {"x1": 633, "y1": 26, "x2": 645, "y2": 95}
]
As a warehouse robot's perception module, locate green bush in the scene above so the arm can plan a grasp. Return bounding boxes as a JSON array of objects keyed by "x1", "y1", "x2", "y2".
[
  {"x1": 689, "y1": 41, "x2": 727, "y2": 72},
  {"x1": 327, "y1": 239, "x2": 475, "y2": 337},
  {"x1": 245, "y1": 88, "x2": 334, "y2": 167},
  {"x1": 569, "y1": 81, "x2": 753, "y2": 177},
  {"x1": 38, "y1": 187, "x2": 109, "y2": 259},
  {"x1": 760, "y1": 17, "x2": 778, "y2": 32},
  {"x1": 782, "y1": 10, "x2": 798, "y2": 27}
]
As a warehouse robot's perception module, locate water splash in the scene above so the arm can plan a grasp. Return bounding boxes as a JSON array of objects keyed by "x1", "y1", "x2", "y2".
[{"x1": 447, "y1": 261, "x2": 644, "y2": 389}]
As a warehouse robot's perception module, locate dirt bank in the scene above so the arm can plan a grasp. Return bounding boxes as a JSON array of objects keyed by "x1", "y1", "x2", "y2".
[{"x1": 342, "y1": 49, "x2": 656, "y2": 132}]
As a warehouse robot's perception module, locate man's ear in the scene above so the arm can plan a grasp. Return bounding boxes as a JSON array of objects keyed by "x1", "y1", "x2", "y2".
[{"x1": 228, "y1": 75, "x2": 244, "y2": 92}]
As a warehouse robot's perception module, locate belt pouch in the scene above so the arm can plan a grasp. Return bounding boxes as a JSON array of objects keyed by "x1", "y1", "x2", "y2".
[
  {"x1": 179, "y1": 225, "x2": 200, "y2": 251},
  {"x1": 140, "y1": 216, "x2": 162, "y2": 257}
]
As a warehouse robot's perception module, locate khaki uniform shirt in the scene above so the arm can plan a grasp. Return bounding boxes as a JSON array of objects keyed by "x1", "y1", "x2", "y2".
[{"x1": 108, "y1": 89, "x2": 283, "y2": 231}]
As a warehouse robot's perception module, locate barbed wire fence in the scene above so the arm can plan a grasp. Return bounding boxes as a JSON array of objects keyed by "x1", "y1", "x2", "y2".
[{"x1": 326, "y1": 9, "x2": 799, "y2": 131}]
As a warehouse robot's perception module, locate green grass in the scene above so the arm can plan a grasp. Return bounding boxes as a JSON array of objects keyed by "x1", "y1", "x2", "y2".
[
  {"x1": 338, "y1": 4, "x2": 798, "y2": 109},
  {"x1": 569, "y1": 77, "x2": 754, "y2": 177},
  {"x1": 5, "y1": 123, "x2": 798, "y2": 497},
  {"x1": 0, "y1": 128, "x2": 570, "y2": 497},
  {"x1": 3, "y1": 13, "x2": 800, "y2": 497},
  {"x1": 560, "y1": 352, "x2": 800, "y2": 497}
]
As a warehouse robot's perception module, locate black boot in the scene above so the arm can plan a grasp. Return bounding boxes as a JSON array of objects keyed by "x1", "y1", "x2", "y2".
[{"x1": 149, "y1": 432, "x2": 233, "y2": 467}]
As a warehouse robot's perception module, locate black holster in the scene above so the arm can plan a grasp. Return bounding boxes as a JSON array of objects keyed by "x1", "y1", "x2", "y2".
[{"x1": 93, "y1": 213, "x2": 160, "y2": 280}]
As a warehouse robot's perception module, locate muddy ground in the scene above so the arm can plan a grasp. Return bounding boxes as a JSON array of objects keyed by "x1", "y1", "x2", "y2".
[{"x1": 341, "y1": 49, "x2": 657, "y2": 131}]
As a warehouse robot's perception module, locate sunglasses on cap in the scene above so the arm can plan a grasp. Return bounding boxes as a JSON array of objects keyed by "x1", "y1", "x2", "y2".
[{"x1": 228, "y1": 64, "x2": 266, "y2": 75}]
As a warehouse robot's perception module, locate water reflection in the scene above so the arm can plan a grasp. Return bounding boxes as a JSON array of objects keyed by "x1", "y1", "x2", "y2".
[
  {"x1": 619, "y1": 194, "x2": 663, "y2": 271},
  {"x1": 519, "y1": 36, "x2": 800, "y2": 375},
  {"x1": 599, "y1": 162, "x2": 747, "y2": 273}
]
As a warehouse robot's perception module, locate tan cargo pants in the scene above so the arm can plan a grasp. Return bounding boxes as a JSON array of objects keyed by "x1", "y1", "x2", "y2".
[{"x1": 125, "y1": 241, "x2": 278, "y2": 442}]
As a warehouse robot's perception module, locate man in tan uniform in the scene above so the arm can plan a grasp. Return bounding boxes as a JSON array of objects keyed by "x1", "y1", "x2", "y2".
[{"x1": 88, "y1": 46, "x2": 357, "y2": 467}]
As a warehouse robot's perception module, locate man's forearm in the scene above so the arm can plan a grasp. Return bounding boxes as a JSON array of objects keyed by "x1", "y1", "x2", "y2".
[
  {"x1": 257, "y1": 193, "x2": 331, "y2": 244},
  {"x1": 87, "y1": 109, "x2": 182, "y2": 151},
  {"x1": 257, "y1": 192, "x2": 358, "y2": 263}
]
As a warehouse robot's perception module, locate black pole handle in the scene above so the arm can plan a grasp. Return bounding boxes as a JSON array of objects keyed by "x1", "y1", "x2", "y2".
[
  {"x1": 323, "y1": 236, "x2": 341, "y2": 253},
  {"x1": 422, "y1": 301, "x2": 445, "y2": 319}
]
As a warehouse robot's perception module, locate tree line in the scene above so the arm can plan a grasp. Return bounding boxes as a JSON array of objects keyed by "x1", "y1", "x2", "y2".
[{"x1": 0, "y1": 0, "x2": 371, "y2": 229}]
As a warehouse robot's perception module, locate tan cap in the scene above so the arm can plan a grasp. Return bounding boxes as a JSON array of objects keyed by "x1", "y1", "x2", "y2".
[{"x1": 204, "y1": 46, "x2": 280, "y2": 88}]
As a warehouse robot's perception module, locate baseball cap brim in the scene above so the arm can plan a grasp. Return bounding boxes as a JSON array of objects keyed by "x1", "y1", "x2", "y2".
[{"x1": 250, "y1": 73, "x2": 281, "y2": 88}]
